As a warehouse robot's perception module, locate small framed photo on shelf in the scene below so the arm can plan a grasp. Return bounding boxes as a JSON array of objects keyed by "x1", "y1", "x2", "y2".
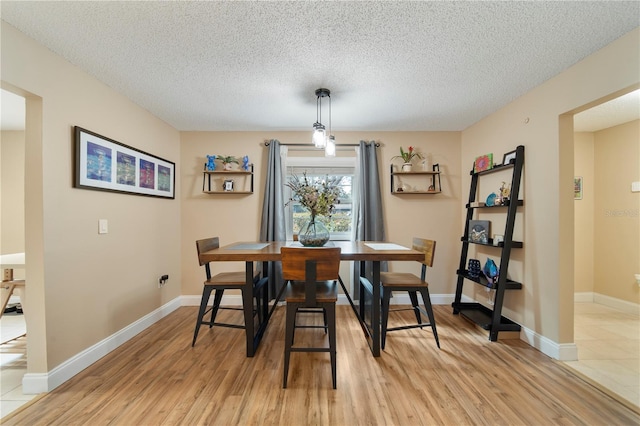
[
  {"x1": 502, "y1": 149, "x2": 517, "y2": 165},
  {"x1": 223, "y1": 179, "x2": 234, "y2": 191},
  {"x1": 474, "y1": 153, "x2": 493, "y2": 173},
  {"x1": 574, "y1": 176, "x2": 583, "y2": 200},
  {"x1": 468, "y1": 220, "x2": 490, "y2": 244}
]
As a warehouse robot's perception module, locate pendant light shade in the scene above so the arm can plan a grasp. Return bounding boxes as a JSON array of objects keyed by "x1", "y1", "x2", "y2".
[
  {"x1": 313, "y1": 122, "x2": 326, "y2": 148},
  {"x1": 312, "y1": 88, "x2": 330, "y2": 149},
  {"x1": 325, "y1": 135, "x2": 336, "y2": 157}
]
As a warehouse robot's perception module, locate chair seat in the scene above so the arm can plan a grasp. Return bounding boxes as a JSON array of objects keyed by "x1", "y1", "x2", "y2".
[
  {"x1": 284, "y1": 281, "x2": 338, "y2": 303},
  {"x1": 206, "y1": 270, "x2": 260, "y2": 287},
  {"x1": 380, "y1": 272, "x2": 428, "y2": 287}
]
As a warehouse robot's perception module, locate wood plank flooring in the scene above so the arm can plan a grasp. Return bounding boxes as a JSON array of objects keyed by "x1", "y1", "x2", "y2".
[{"x1": 4, "y1": 305, "x2": 639, "y2": 425}]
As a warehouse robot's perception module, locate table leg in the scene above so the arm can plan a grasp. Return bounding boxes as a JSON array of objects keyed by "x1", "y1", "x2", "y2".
[
  {"x1": 371, "y1": 261, "x2": 381, "y2": 357},
  {"x1": 243, "y1": 261, "x2": 255, "y2": 357}
]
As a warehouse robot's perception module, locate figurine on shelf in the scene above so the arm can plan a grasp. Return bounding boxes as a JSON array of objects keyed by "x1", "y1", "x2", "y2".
[
  {"x1": 499, "y1": 182, "x2": 511, "y2": 204},
  {"x1": 242, "y1": 155, "x2": 250, "y2": 171},
  {"x1": 206, "y1": 155, "x2": 216, "y2": 171}
]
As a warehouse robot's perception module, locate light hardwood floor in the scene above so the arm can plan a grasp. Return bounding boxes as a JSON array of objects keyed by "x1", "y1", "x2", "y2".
[{"x1": 3, "y1": 305, "x2": 640, "y2": 425}]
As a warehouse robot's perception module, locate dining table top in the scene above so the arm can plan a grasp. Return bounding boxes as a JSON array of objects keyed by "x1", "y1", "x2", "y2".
[
  {"x1": 199, "y1": 240, "x2": 424, "y2": 263},
  {"x1": 0, "y1": 252, "x2": 25, "y2": 269}
]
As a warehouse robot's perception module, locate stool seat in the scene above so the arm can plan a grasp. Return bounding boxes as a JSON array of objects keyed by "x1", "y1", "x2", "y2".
[
  {"x1": 284, "y1": 281, "x2": 337, "y2": 303},
  {"x1": 206, "y1": 271, "x2": 258, "y2": 287},
  {"x1": 379, "y1": 272, "x2": 427, "y2": 287}
]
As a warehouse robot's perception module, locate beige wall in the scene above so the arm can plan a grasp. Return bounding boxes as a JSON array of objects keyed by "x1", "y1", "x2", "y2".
[
  {"x1": 593, "y1": 120, "x2": 640, "y2": 304},
  {"x1": 574, "y1": 132, "x2": 595, "y2": 293},
  {"x1": 461, "y1": 28, "x2": 639, "y2": 345},
  {"x1": 1, "y1": 130, "x2": 26, "y2": 258},
  {"x1": 180, "y1": 131, "x2": 462, "y2": 297},
  {"x1": 1, "y1": 22, "x2": 182, "y2": 372},
  {"x1": 1, "y1": 18, "x2": 637, "y2": 381}
]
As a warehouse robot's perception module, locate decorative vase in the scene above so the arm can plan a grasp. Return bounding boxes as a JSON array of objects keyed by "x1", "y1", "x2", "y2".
[
  {"x1": 298, "y1": 216, "x2": 330, "y2": 247},
  {"x1": 402, "y1": 163, "x2": 413, "y2": 172}
]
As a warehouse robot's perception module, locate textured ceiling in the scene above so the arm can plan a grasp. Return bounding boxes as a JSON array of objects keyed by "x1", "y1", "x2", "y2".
[{"x1": 1, "y1": 1, "x2": 639, "y2": 131}]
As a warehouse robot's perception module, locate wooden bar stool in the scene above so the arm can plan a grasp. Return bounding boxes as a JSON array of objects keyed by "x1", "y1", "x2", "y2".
[
  {"x1": 379, "y1": 238, "x2": 440, "y2": 350},
  {"x1": 281, "y1": 246, "x2": 341, "y2": 389},
  {"x1": 192, "y1": 237, "x2": 267, "y2": 347}
]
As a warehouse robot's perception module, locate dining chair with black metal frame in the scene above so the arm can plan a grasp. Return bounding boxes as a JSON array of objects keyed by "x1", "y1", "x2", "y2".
[
  {"x1": 192, "y1": 237, "x2": 268, "y2": 347},
  {"x1": 280, "y1": 246, "x2": 341, "y2": 389},
  {"x1": 379, "y1": 237, "x2": 440, "y2": 350}
]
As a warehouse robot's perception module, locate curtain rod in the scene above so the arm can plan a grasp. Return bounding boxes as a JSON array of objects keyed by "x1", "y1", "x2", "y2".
[{"x1": 263, "y1": 141, "x2": 380, "y2": 147}]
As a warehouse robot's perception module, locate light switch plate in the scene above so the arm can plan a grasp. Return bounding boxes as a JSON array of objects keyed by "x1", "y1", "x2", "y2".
[
  {"x1": 99, "y1": 219, "x2": 108, "y2": 234},
  {"x1": 632, "y1": 182, "x2": 640, "y2": 192}
]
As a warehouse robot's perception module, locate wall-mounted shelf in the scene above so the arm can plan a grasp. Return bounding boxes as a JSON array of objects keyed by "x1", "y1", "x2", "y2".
[
  {"x1": 390, "y1": 164, "x2": 441, "y2": 194},
  {"x1": 202, "y1": 164, "x2": 254, "y2": 194}
]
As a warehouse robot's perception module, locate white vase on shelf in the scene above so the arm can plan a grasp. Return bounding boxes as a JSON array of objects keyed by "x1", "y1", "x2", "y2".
[{"x1": 402, "y1": 163, "x2": 412, "y2": 172}]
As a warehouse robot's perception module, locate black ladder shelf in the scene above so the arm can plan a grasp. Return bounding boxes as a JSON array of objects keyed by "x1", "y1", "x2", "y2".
[{"x1": 452, "y1": 145, "x2": 524, "y2": 341}]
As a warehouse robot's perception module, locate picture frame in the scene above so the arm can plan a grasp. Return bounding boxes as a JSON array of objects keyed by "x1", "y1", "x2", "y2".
[
  {"x1": 468, "y1": 220, "x2": 490, "y2": 244},
  {"x1": 574, "y1": 176, "x2": 583, "y2": 200},
  {"x1": 502, "y1": 149, "x2": 517, "y2": 165},
  {"x1": 223, "y1": 179, "x2": 234, "y2": 191},
  {"x1": 74, "y1": 126, "x2": 175, "y2": 199},
  {"x1": 474, "y1": 153, "x2": 493, "y2": 173}
]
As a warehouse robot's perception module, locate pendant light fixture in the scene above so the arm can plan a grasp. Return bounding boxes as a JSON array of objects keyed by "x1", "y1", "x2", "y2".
[{"x1": 312, "y1": 88, "x2": 330, "y2": 148}]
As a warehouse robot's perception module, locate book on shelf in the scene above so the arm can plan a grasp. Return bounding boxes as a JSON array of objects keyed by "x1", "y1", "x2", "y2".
[{"x1": 470, "y1": 201, "x2": 485, "y2": 207}]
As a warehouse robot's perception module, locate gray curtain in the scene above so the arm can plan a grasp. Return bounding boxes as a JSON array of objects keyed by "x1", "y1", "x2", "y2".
[
  {"x1": 352, "y1": 140, "x2": 387, "y2": 294},
  {"x1": 259, "y1": 139, "x2": 286, "y2": 299}
]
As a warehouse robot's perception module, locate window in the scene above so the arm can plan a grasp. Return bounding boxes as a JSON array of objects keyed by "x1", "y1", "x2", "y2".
[{"x1": 285, "y1": 156, "x2": 355, "y2": 241}]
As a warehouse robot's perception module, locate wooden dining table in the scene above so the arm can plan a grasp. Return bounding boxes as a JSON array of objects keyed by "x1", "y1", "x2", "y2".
[{"x1": 199, "y1": 241, "x2": 423, "y2": 357}]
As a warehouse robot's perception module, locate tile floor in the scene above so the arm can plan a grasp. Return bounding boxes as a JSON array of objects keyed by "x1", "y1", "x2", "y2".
[
  {"x1": 0, "y1": 311, "x2": 35, "y2": 419},
  {"x1": 563, "y1": 302, "x2": 640, "y2": 409},
  {"x1": 1, "y1": 302, "x2": 638, "y2": 419}
]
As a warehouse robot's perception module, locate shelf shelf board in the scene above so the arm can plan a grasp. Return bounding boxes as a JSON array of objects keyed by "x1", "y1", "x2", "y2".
[
  {"x1": 460, "y1": 238, "x2": 523, "y2": 248},
  {"x1": 392, "y1": 190, "x2": 441, "y2": 195},
  {"x1": 203, "y1": 170, "x2": 253, "y2": 175},
  {"x1": 391, "y1": 171, "x2": 440, "y2": 175},
  {"x1": 466, "y1": 200, "x2": 524, "y2": 209},
  {"x1": 456, "y1": 270, "x2": 522, "y2": 289},
  {"x1": 452, "y1": 302, "x2": 521, "y2": 332},
  {"x1": 470, "y1": 162, "x2": 515, "y2": 176},
  {"x1": 203, "y1": 191, "x2": 253, "y2": 194}
]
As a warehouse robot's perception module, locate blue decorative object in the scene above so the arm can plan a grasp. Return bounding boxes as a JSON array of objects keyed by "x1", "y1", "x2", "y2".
[
  {"x1": 242, "y1": 155, "x2": 250, "y2": 171},
  {"x1": 206, "y1": 155, "x2": 216, "y2": 171},
  {"x1": 468, "y1": 259, "x2": 481, "y2": 278},
  {"x1": 483, "y1": 258, "x2": 499, "y2": 287},
  {"x1": 486, "y1": 192, "x2": 497, "y2": 206}
]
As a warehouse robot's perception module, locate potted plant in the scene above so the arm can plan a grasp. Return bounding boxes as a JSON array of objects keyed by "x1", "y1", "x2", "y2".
[
  {"x1": 392, "y1": 146, "x2": 423, "y2": 171},
  {"x1": 218, "y1": 155, "x2": 238, "y2": 171}
]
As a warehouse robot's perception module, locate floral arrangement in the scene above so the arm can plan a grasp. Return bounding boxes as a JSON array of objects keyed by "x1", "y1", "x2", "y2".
[
  {"x1": 392, "y1": 146, "x2": 423, "y2": 164},
  {"x1": 285, "y1": 173, "x2": 343, "y2": 219}
]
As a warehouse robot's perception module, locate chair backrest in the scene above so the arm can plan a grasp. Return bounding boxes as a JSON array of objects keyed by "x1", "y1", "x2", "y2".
[
  {"x1": 412, "y1": 238, "x2": 436, "y2": 268},
  {"x1": 281, "y1": 247, "x2": 341, "y2": 282},
  {"x1": 196, "y1": 237, "x2": 220, "y2": 267}
]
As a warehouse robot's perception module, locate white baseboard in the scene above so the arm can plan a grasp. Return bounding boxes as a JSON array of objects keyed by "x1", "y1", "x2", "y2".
[
  {"x1": 22, "y1": 297, "x2": 182, "y2": 394},
  {"x1": 593, "y1": 293, "x2": 640, "y2": 316},
  {"x1": 574, "y1": 292, "x2": 594, "y2": 303},
  {"x1": 519, "y1": 326, "x2": 578, "y2": 361}
]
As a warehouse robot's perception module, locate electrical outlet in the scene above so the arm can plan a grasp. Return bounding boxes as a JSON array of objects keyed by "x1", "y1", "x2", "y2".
[{"x1": 158, "y1": 274, "x2": 169, "y2": 288}]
